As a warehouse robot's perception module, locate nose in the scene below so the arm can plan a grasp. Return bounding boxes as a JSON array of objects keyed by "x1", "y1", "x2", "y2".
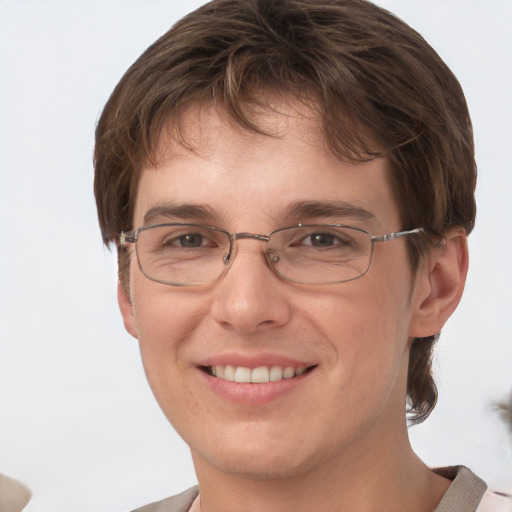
[{"x1": 210, "y1": 240, "x2": 292, "y2": 334}]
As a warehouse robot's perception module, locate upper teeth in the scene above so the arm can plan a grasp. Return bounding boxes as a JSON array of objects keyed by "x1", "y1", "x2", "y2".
[{"x1": 210, "y1": 365, "x2": 307, "y2": 383}]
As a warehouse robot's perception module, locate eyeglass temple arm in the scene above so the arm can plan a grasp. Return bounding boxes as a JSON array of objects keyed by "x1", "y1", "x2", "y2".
[
  {"x1": 371, "y1": 227, "x2": 424, "y2": 243},
  {"x1": 119, "y1": 232, "x2": 138, "y2": 246}
]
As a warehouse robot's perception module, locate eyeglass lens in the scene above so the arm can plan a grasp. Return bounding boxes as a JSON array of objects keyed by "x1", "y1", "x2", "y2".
[{"x1": 134, "y1": 224, "x2": 373, "y2": 285}]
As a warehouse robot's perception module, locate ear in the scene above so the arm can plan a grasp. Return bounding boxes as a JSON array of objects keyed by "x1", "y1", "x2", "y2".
[
  {"x1": 409, "y1": 229, "x2": 469, "y2": 338},
  {"x1": 117, "y1": 280, "x2": 139, "y2": 339}
]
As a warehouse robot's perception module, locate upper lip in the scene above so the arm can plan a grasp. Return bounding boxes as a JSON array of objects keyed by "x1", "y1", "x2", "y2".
[{"x1": 199, "y1": 352, "x2": 317, "y2": 369}]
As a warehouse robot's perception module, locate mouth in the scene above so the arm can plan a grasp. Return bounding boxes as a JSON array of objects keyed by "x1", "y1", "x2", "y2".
[{"x1": 201, "y1": 364, "x2": 317, "y2": 383}]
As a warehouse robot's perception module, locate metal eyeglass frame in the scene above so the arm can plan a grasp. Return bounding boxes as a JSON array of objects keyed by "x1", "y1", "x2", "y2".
[{"x1": 119, "y1": 224, "x2": 424, "y2": 286}]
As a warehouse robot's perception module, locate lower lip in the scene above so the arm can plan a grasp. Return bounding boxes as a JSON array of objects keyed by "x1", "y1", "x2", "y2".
[{"x1": 199, "y1": 368, "x2": 314, "y2": 406}]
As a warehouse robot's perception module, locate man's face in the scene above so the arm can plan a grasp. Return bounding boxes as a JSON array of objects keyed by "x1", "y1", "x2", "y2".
[{"x1": 120, "y1": 102, "x2": 430, "y2": 480}]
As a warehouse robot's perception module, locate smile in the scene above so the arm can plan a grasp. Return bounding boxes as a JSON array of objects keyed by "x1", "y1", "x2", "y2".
[{"x1": 204, "y1": 365, "x2": 315, "y2": 383}]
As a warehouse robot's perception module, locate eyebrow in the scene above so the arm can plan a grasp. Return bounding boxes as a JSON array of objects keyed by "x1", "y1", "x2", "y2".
[
  {"x1": 142, "y1": 199, "x2": 378, "y2": 227},
  {"x1": 143, "y1": 202, "x2": 220, "y2": 225},
  {"x1": 282, "y1": 200, "x2": 378, "y2": 224}
]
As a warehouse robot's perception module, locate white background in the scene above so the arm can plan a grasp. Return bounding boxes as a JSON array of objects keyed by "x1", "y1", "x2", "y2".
[{"x1": 0, "y1": 1, "x2": 511, "y2": 511}]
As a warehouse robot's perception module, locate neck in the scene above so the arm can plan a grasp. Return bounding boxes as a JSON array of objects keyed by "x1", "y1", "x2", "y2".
[{"x1": 191, "y1": 425, "x2": 450, "y2": 512}]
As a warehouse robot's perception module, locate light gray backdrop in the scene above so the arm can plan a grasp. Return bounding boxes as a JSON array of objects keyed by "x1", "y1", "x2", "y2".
[{"x1": 1, "y1": 1, "x2": 511, "y2": 511}]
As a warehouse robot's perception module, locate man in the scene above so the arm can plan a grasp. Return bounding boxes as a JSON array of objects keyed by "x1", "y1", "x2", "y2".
[{"x1": 93, "y1": 0, "x2": 511, "y2": 510}]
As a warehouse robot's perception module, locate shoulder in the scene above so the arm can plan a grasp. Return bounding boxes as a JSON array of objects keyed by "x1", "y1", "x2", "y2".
[
  {"x1": 130, "y1": 486, "x2": 199, "y2": 512},
  {"x1": 0, "y1": 473, "x2": 31, "y2": 512},
  {"x1": 433, "y1": 466, "x2": 512, "y2": 512}
]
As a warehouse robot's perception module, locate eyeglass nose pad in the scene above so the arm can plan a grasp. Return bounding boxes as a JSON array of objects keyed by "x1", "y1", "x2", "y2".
[
  {"x1": 265, "y1": 250, "x2": 280, "y2": 269},
  {"x1": 223, "y1": 236, "x2": 237, "y2": 266}
]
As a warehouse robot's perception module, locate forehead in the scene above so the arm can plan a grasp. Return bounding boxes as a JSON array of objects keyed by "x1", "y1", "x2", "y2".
[
  {"x1": 155, "y1": 97, "x2": 326, "y2": 160},
  {"x1": 134, "y1": 101, "x2": 399, "y2": 231}
]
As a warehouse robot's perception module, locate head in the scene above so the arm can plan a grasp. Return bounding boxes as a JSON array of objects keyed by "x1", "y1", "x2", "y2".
[{"x1": 94, "y1": 0, "x2": 475, "y2": 429}]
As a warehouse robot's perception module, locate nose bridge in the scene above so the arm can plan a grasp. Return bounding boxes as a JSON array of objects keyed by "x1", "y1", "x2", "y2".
[
  {"x1": 212, "y1": 231, "x2": 290, "y2": 333},
  {"x1": 234, "y1": 232, "x2": 270, "y2": 242},
  {"x1": 224, "y1": 231, "x2": 272, "y2": 270}
]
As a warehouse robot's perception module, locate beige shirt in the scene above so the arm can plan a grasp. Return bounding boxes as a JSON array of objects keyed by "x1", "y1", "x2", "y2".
[
  {"x1": 434, "y1": 466, "x2": 511, "y2": 512},
  {"x1": 0, "y1": 473, "x2": 31, "y2": 512},
  {"x1": 131, "y1": 466, "x2": 512, "y2": 512}
]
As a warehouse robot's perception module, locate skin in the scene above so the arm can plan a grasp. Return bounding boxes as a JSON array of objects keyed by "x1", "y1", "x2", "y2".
[{"x1": 118, "y1": 102, "x2": 468, "y2": 512}]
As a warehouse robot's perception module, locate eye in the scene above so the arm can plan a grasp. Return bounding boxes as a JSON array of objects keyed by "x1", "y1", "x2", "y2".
[
  {"x1": 300, "y1": 232, "x2": 351, "y2": 248},
  {"x1": 174, "y1": 233, "x2": 207, "y2": 248},
  {"x1": 159, "y1": 229, "x2": 218, "y2": 250},
  {"x1": 305, "y1": 233, "x2": 336, "y2": 247}
]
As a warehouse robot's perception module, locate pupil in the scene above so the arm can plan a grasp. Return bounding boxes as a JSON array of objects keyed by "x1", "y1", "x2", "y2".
[
  {"x1": 180, "y1": 234, "x2": 202, "y2": 247},
  {"x1": 311, "y1": 233, "x2": 333, "y2": 246}
]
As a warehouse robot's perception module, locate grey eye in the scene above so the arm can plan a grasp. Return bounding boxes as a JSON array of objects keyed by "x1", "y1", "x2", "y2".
[
  {"x1": 307, "y1": 233, "x2": 336, "y2": 247},
  {"x1": 177, "y1": 233, "x2": 205, "y2": 247}
]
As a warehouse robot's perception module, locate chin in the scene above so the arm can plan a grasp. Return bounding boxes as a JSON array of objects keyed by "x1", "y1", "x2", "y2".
[
  {"x1": 190, "y1": 427, "x2": 326, "y2": 481},
  {"x1": 203, "y1": 450, "x2": 314, "y2": 481}
]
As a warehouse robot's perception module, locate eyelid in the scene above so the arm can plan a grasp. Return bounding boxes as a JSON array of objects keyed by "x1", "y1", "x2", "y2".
[
  {"x1": 158, "y1": 225, "x2": 228, "y2": 246},
  {"x1": 300, "y1": 229, "x2": 352, "y2": 244}
]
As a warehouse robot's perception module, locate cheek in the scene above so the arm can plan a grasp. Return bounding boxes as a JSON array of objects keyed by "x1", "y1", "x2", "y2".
[
  {"x1": 130, "y1": 284, "x2": 212, "y2": 429},
  {"x1": 305, "y1": 274, "x2": 412, "y2": 386},
  {"x1": 131, "y1": 268, "x2": 207, "y2": 339},
  {"x1": 308, "y1": 272, "x2": 411, "y2": 342},
  {"x1": 129, "y1": 277, "x2": 209, "y2": 377}
]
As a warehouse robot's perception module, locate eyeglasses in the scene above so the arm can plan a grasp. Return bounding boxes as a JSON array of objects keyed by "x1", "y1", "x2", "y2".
[{"x1": 120, "y1": 223, "x2": 424, "y2": 286}]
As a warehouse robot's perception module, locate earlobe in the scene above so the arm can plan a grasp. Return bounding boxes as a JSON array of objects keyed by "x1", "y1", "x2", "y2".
[
  {"x1": 117, "y1": 281, "x2": 139, "y2": 339},
  {"x1": 409, "y1": 229, "x2": 469, "y2": 338}
]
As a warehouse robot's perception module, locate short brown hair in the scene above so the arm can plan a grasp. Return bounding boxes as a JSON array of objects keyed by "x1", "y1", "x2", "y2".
[{"x1": 94, "y1": 0, "x2": 476, "y2": 424}]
